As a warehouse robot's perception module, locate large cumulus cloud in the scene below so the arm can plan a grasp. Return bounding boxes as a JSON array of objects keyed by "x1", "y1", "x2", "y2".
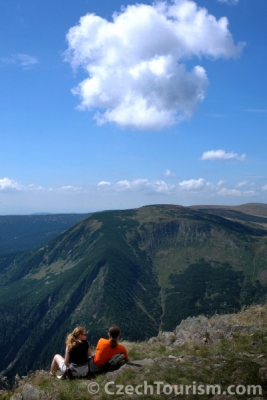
[{"x1": 65, "y1": 0, "x2": 243, "y2": 130}]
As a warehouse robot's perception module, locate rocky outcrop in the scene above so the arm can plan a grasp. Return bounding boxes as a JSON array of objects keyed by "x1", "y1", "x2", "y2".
[
  {"x1": 10, "y1": 383, "x2": 56, "y2": 400},
  {"x1": 6, "y1": 312, "x2": 267, "y2": 400},
  {"x1": 148, "y1": 315, "x2": 255, "y2": 347}
]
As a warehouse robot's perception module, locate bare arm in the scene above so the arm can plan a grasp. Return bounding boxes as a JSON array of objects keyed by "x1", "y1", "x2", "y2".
[{"x1": 64, "y1": 346, "x2": 70, "y2": 365}]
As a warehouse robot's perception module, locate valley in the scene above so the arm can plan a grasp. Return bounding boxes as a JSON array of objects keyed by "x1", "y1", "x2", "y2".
[{"x1": 0, "y1": 203, "x2": 267, "y2": 382}]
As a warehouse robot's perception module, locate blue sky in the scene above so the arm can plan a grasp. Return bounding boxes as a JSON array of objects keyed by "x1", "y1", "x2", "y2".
[{"x1": 0, "y1": 0, "x2": 266, "y2": 214}]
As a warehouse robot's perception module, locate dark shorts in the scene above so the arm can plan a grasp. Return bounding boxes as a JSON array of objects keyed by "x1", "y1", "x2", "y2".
[{"x1": 88, "y1": 358, "x2": 102, "y2": 373}]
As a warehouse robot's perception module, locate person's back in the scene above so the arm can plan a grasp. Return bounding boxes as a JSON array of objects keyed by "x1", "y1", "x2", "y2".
[
  {"x1": 69, "y1": 340, "x2": 89, "y2": 364},
  {"x1": 89, "y1": 325, "x2": 128, "y2": 373},
  {"x1": 93, "y1": 337, "x2": 128, "y2": 367}
]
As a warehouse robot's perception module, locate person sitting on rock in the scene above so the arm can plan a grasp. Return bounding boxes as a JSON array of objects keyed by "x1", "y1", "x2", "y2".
[
  {"x1": 89, "y1": 325, "x2": 128, "y2": 373},
  {"x1": 50, "y1": 326, "x2": 90, "y2": 377}
]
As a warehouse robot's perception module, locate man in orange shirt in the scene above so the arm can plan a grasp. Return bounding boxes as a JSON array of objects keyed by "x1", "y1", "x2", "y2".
[{"x1": 89, "y1": 325, "x2": 128, "y2": 373}]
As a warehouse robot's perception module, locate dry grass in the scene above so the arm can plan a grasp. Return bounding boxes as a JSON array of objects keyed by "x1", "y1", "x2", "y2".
[
  {"x1": 3, "y1": 302, "x2": 267, "y2": 399},
  {"x1": 210, "y1": 302, "x2": 267, "y2": 327}
]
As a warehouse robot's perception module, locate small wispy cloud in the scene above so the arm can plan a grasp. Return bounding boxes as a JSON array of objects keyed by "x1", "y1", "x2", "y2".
[
  {"x1": 236, "y1": 180, "x2": 249, "y2": 188},
  {"x1": 97, "y1": 176, "x2": 262, "y2": 198},
  {"x1": 0, "y1": 178, "x2": 45, "y2": 192},
  {"x1": 98, "y1": 179, "x2": 176, "y2": 194},
  {"x1": 1, "y1": 54, "x2": 38, "y2": 69},
  {"x1": 179, "y1": 178, "x2": 211, "y2": 191},
  {"x1": 200, "y1": 149, "x2": 246, "y2": 162},
  {"x1": 164, "y1": 169, "x2": 176, "y2": 177},
  {"x1": 217, "y1": 0, "x2": 239, "y2": 5},
  {"x1": 27, "y1": 184, "x2": 45, "y2": 191},
  {"x1": 245, "y1": 109, "x2": 267, "y2": 114},
  {"x1": 0, "y1": 177, "x2": 83, "y2": 193},
  {"x1": 116, "y1": 179, "x2": 175, "y2": 194},
  {"x1": 218, "y1": 188, "x2": 242, "y2": 196},
  {"x1": 97, "y1": 177, "x2": 213, "y2": 194},
  {"x1": 60, "y1": 185, "x2": 83, "y2": 191},
  {"x1": 97, "y1": 181, "x2": 111, "y2": 187},
  {"x1": 218, "y1": 187, "x2": 258, "y2": 197},
  {"x1": 217, "y1": 180, "x2": 227, "y2": 186},
  {"x1": 2, "y1": 176, "x2": 263, "y2": 200}
]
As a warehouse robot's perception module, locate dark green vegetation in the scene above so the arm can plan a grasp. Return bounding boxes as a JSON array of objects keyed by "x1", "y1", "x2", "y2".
[
  {"x1": 0, "y1": 203, "x2": 267, "y2": 382},
  {"x1": 163, "y1": 260, "x2": 266, "y2": 330},
  {"x1": 0, "y1": 214, "x2": 90, "y2": 254}
]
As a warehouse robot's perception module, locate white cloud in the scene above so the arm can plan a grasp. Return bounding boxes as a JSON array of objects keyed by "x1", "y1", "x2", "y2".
[
  {"x1": 116, "y1": 179, "x2": 176, "y2": 194},
  {"x1": 217, "y1": 179, "x2": 227, "y2": 186},
  {"x1": 27, "y1": 184, "x2": 45, "y2": 191},
  {"x1": 1, "y1": 54, "x2": 38, "y2": 69},
  {"x1": 164, "y1": 169, "x2": 176, "y2": 177},
  {"x1": 17, "y1": 54, "x2": 38, "y2": 67},
  {"x1": 245, "y1": 109, "x2": 267, "y2": 114},
  {"x1": 236, "y1": 180, "x2": 249, "y2": 188},
  {"x1": 200, "y1": 149, "x2": 246, "y2": 161},
  {"x1": 218, "y1": 187, "x2": 258, "y2": 196},
  {"x1": 0, "y1": 178, "x2": 78, "y2": 193},
  {"x1": 0, "y1": 178, "x2": 46, "y2": 193},
  {"x1": 179, "y1": 178, "x2": 211, "y2": 191},
  {"x1": 0, "y1": 178, "x2": 22, "y2": 191},
  {"x1": 65, "y1": 0, "x2": 243, "y2": 130},
  {"x1": 59, "y1": 185, "x2": 83, "y2": 192},
  {"x1": 98, "y1": 177, "x2": 214, "y2": 194},
  {"x1": 217, "y1": 0, "x2": 239, "y2": 5},
  {"x1": 97, "y1": 178, "x2": 176, "y2": 194},
  {"x1": 97, "y1": 181, "x2": 111, "y2": 187},
  {"x1": 218, "y1": 188, "x2": 242, "y2": 196},
  {"x1": 262, "y1": 184, "x2": 267, "y2": 191},
  {"x1": 97, "y1": 176, "x2": 261, "y2": 197}
]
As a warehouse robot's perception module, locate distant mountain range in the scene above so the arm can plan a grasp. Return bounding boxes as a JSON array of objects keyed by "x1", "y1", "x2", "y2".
[
  {"x1": 0, "y1": 213, "x2": 90, "y2": 254},
  {"x1": 0, "y1": 203, "x2": 267, "y2": 381}
]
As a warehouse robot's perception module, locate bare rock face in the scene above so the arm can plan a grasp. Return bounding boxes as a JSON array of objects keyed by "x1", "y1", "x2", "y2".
[
  {"x1": 153, "y1": 331, "x2": 176, "y2": 346},
  {"x1": 149, "y1": 314, "x2": 256, "y2": 349},
  {"x1": 21, "y1": 384, "x2": 43, "y2": 400},
  {"x1": 10, "y1": 394, "x2": 22, "y2": 400},
  {"x1": 10, "y1": 383, "x2": 56, "y2": 400}
]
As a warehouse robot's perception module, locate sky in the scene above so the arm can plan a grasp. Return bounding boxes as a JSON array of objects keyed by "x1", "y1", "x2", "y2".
[{"x1": 0, "y1": 0, "x2": 266, "y2": 214}]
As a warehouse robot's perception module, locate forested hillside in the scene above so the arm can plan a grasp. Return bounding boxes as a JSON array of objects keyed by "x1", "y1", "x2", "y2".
[
  {"x1": 0, "y1": 214, "x2": 89, "y2": 254},
  {"x1": 0, "y1": 204, "x2": 267, "y2": 382}
]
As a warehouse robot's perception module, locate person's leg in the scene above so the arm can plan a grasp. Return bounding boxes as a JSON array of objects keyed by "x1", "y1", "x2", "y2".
[
  {"x1": 50, "y1": 354, "x2": 64, "y2": 375},
  {"x1": 88, "y1": 357, "x2": 102, "y2": 373}
]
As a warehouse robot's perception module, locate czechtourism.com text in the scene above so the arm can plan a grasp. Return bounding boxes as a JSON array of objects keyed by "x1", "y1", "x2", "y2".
[{"x1": 87, "y1": 380, "x2": 262, "y2": 396}]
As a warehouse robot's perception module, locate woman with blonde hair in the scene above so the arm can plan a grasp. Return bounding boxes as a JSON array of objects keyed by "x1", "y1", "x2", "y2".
[{"x1": 50, "y1": 326, "x2": 90, "y2": 377}]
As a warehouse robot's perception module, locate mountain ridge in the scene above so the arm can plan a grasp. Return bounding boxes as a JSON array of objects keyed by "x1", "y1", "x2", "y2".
[{"x1": 0, "y1": 203, "x2": 267, "y2": 382}]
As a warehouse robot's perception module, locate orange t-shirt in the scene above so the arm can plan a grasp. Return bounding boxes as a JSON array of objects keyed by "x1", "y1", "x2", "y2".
[{"x1": 93, "y1": 338, "x2": 128, "y2": 367}]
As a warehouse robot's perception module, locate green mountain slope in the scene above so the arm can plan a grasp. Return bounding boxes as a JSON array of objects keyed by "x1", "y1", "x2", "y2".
[
  {"x1": 0, "y1": 204, "x2": 267, "y2": 381},
  {"x1": 0, "y1": 214, "x2": 90, "y2": 255}
]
